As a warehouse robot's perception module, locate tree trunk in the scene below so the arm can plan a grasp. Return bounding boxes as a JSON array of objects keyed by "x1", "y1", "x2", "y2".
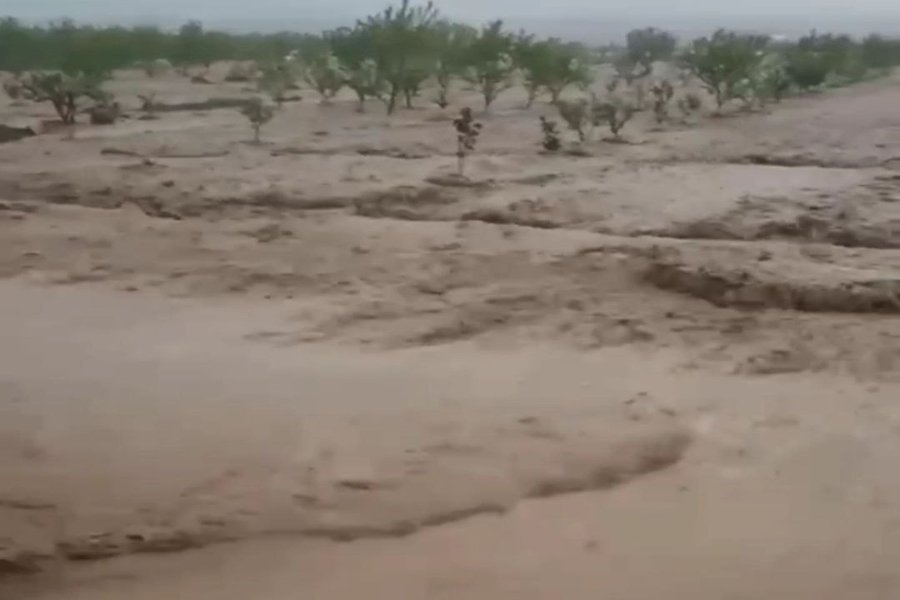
[
  {"x1": 253, "y1": 124, "x2": 261, "y2": 144},
  {"x1": 355, "y1": 90, "x2": 366, "y2": 113},
  {"x1": 404, "y1": 89, "x2": 414, "y2": 109},
  {"x1": 483, "y1": 87, "x2": 495, "y2": 110},
  {"x1": 386, "y1": 88, "x2": 398, "y2": 116},
  {"x1": 525, "y1": 86, "x2": 538, "y2": 108},
  {"x1": 549, "y1": 87, "x2": 562, "y2": 106}
]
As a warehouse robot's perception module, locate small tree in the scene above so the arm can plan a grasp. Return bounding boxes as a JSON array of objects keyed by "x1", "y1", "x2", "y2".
[
  {"x1": 679, "y1": 29, "x2": 768, "y2": 111},
  {"x1": 518, "y1": 38, "x2": 592, "y2": 106},
  {"x1": 539, "y1": 116, "x2": 561, "y2": 151},
  {"x1": 650, "y1": 79, "x2": 674, "y2": 123},
  {"x1": 591, "y1": 97, "x2": 634, "y2": 140},
  {"x1": 258, "y1": 61, "x2": 298, "y2": 107},
  {"x1": 463, "y1": 20, "x2": 517, "y2": 109},
  {"x1": 784, "y1": 49, "x2": 831, "y2": 90},
  {"x1": 795, "y1": 31, "x2": 864, "y2": 85},
  {"x1": 19, "y1": 71, "x2": 106, "y2": 124},
  {"x1": 358, "y1": 0, "x2": 440, "y2": 115},
  {"x1": 453, "y1": 107, "x2": 482, "y2": 176},
  {"x1": 613, "y1": 27, "x2": 676, "y2": 84},
  {"x1": 556, "y1": 99, "x2": 590, "y2": 142},
  {"x1": 303, "y1": 51, "x2": 346, "y2": 103},
  {"x1": 329, "y1": 26, "x2": 385, "y2": 112},
  {"x1": 241, "y1": 97, "x2": 275, "y2": 144},
  {"x1": 626, "y1": 27, "x2": 676, "y2": 68},
  {"x1": 430, "y1": 22, "x2": 476, "y2": 108}
]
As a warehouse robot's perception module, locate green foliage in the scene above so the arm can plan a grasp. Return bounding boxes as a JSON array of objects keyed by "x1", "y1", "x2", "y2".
[
  {"x1": 611, "y1": 28, "x2": 676, "y2": 84},
  {"x1": 431, "y1": 22, "x2": 477, "y2": 108},
  {"x1": 19, "y1": 71, "x2": 107, "y2": 124},
  {"x1": 303, "y1": 51, "x2": 347, "y2": 103},
  {"x1": 794, "y1": 31, "x2": 867, "y2": 85},
  {"x1": 753, "y1": 53, "x2": 791, "y2": 103},
  {"x1": 861, "y1": 34, "x2": 900, "y2": 69},
  {"x1": 357, "y1": 0, "x2": 440, "y2": 114},
  {"x1": 679, "y1": 29, "x2": 768, "y2": 110},
  {"x1": 556, "y1": 94, "x2": 634, "y2": 141},
  {"x1": 258, "y1": 60, "x2": 298, "y2": 106},
  {"x1": 240, "y1": 97, "x2": 275, "y2": 143},
  {"x1": 626, "y1": 27, "x2": 677, "y2": 66},
  {"x1": 463, "y1": 20, "x2": 517, "y2": 109},
  {"x1": 591, "y1": 96, "x2": 634, "y2": 138},
  {"x1": 329, "y1": 26, "x2": 384, "y2": 111},
  {"x1": 784, "y1": 49, "x2": 831, "y2": 90},
  {"x1": 517, "y1": 38, "x2": 592, "y2": 106},
  {"x1": 0, "y1": 17, "x2": 319, "y2": 75}
]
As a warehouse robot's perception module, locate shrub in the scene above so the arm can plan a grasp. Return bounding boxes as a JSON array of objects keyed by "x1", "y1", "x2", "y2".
[
  {"x1": 754, "y1": 54, "x2": 791, "y2": 103},
  {"x1": 240, "y1": 97, "x2": 275, "y2": 143},
  {"x1": 19, "y1": 71, "x2": 107, "y2": 124},
  {"x1": 784, "y1": 50, "x2": 831, "y2": 90},
  {"x1": 613, "y1": 27, "x2": 676, "y2": 84},
  {"x1": 329, "y1": 26, "x2": 385, "y2": 112},
  {"x1": 539, "y1": 116, "x2": 561, "y2": 151},
  {"x1": 650, "y1": 79, "x2": 674, "y2": 123},
  {"x1": 258, "y1": 60, "x2": 298, "y2": 107},
  {"x1": 591, "y1": 97, "x2": 634, "y2": 139},
  {"x1": 303, "y1": 51, "x2": 346, "y2": 103},
  {"x1": 431, "y1": 22, "x2": 476, "y2": 108},
  {"x1": 453, "y1": 107, "x2": 482, "y2": 176},
  {"x1": 89, "y1": 101, "x2": 121, "y2": 125},
  {"x1": 518, "y1": 38, "x2": 592, "y2": 106},
  {"x1": 861, "y1": 34, "x2": 900, "y2": 69},
  {"x1": 556, "y1": 99, "x2": 590, "y2": 141},
  {"x1": 358, "y1": 0, "x2": 440, "y2": 114},
  {"x1": 462, "y1": 20, "x2": 517, "y2": 109},
  {"x1": 626, "y1": 27, "x2": 677, "y2": 67},
  {"x1": 679, "y1": 29, "x2": 768, "y2": 111}
]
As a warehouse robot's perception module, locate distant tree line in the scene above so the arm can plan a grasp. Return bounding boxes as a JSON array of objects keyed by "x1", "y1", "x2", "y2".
[
  {"x1": 2, "y1": 12, "x2": 898, "y2": 82},
  {"x1": 3, "y1": 3, "x2": 900, "y2": 129},
  {"x1": 0, "y1": 17, "x2": 319, "y2": 75}
]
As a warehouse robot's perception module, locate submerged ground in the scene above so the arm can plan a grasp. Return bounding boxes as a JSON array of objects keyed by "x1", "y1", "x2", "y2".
[{"x1": 1, "y1": 66, "x2": 900, "y2": 598}]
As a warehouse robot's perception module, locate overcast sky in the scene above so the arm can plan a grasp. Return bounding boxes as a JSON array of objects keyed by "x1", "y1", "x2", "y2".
[{"x1": 4, "y1": 1, "x2": 899, "y2": 38}]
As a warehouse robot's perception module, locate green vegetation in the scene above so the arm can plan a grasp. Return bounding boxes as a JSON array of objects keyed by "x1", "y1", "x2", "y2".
[
  {"x1": 1, "y1": 4, "x2": 899, "y2": 128},
  {"x1": 0, "y1": 17, "x2": 318, "y2": 75},
  {"x1": 614, "y1": 27, "x2": 677, "y2": 83},
  {"x1": 240, "y1": 97, "x2": 275, "y2": 143},
  {"x1": 679, "y1": 29, "x2": 769, "y2": 111},
  {"x1": 453, "y1": 107, "x2": 482, "y2": 176},
  {"x1": 517, "y1": 38, "x2": 592, "y2": 106},
  {"x1": 461, "y1": 20, "x2": 517, "y2": 109},
  {"x1": 18, "y1": 71, "x2": 107, "y2": 124}
]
